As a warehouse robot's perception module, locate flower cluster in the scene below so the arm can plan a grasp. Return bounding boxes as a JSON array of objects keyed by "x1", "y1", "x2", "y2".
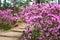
[
  {"x1": 20, "y1": 3, "x2": 60, "y2": 40},
  {"x1": 0, "y1": 9, "x2": 20, "y2": 26}
]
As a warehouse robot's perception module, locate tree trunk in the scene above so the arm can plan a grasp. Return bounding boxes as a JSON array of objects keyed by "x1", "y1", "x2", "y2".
[
  {"x1": 3, "y1": 0, "x2": 6, "y2": 9},
  {"x1": 0, "y1": 0, "x2": 1, "y2": 7},
  {"x1": 35, "y1": 0, "x2": 41, "y2": 3},
  {"x1": 58, "y1": 0, "x2": 60, "y2": 4},
  {"x1": 35, "y1": 0, "x2": 46, "y2": 3},
  {"x1": 4, "y1": 0, "x2": 6, "y2": 6},
  {"x1": 13, "y1": 0, "x2": 16, "y2": 12}
]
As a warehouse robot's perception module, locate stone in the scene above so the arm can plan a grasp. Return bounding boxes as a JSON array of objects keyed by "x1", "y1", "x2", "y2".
[
  {"x1": 0, "y1": 37, "x2": 18, "y2": 40},
  {"x1": 0, "y1": 32, "x2": 23, "y2": 38}
]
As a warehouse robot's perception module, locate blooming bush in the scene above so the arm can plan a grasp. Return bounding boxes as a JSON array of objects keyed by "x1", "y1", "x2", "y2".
[
  {"x1": 0, "y1": 9, "x2": 20, "y2": 30},
  {"x1": 20, "y1": 3, "x2": 60, "y2": 40}
]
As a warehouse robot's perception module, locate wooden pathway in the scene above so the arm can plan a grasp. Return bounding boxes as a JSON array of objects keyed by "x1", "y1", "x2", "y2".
[{"x1": 0, "y1": 23, "x2": 26, "y2": 40}]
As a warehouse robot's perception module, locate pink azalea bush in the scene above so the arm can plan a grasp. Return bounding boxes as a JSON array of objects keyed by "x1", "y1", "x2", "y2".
[
  {"x1": 20, "y1": 3, "x2": 60, "y2": 40},
  {"x1": 0, "y1": 9, "x2": 20, "y2": 26}
]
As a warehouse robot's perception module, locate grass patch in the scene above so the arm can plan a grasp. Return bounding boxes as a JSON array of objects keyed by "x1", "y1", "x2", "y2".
[{"x1": 0, "y1": 24, "x2": 12, "y2": 31}]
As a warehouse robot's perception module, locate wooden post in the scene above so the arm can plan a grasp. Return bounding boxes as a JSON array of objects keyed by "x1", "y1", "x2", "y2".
[{"x1": 13, "y1": 0, "x2": 16, "y2": 12}]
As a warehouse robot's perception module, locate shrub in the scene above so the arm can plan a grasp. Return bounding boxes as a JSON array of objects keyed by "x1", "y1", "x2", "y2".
[
  {"x1": 0, "y1": 9, "x2": 20, "y2": 30},
  {"x1": 20, "y1": 3, "x2": 60, "y2": 40}
]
